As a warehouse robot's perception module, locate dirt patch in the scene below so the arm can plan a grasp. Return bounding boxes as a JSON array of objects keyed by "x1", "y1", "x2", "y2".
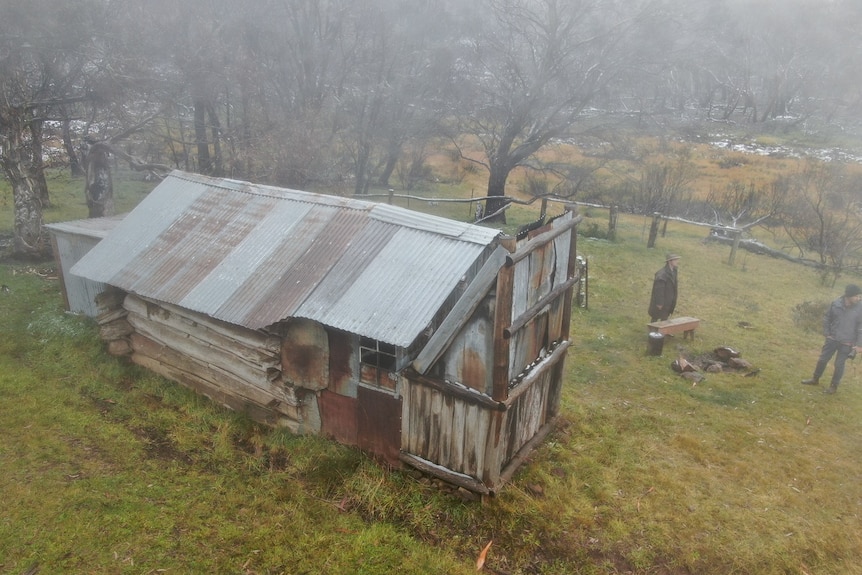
[{"x1": 134, "y1": 425, "x2": 195, "y2": 465}]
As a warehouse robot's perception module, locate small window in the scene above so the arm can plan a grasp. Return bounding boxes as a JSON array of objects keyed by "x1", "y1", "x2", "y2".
[
  {"x1": 360, "y1": 337, "x2": 397, "y2": 371},
  {"x1": 359, "y1": 337, "x2": 398, "y2": 389}
]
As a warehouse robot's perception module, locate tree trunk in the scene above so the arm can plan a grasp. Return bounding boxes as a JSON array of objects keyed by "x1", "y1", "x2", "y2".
[
  {"x1": 608, "y1": 204, "x2": 618, "y2": 241},
  {"x1": 207, "y1": 101, "x2": 223, "y2": 176},
  {"x1": 85, "y1": 142, "x2": 115, "y2": 218},
  {"x1": 377, "y1": 145, "x2": 399, "y2": 188},
  {"x1": 28, "y1": 118, "x2": 51, "y2": 208},
  {"x1": 62, "y1": 118, "x2": 85, "y2": 177},
  {"x1": 647, "y1": 213, "x2": 661, "y2": 249},
  {"x1": 485, "y1": 160, "x2": 510, "y2": 224},
  {"x1": 354, "y1": 141, "x2": 372, "y2": 196},
  {"x1": 9, "y1": 169, "x2": 47, "y2": 257},
  {"x1": 0, "y1": 108, "x2": 49, "y2": 258},
  {"x1": 194, "y1": 98, "x2": 212, "y2": 174},
  {"x1": 378, "y1": 137, "x2": 404, "y2": 188},
  {"x1": 2, "y1": 156, "x2": 45, "y2": 257}
]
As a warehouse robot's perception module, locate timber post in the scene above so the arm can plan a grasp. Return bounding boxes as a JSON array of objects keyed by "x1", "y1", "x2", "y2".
[
  {"x1": 728, "y1": 228, "x2": 742, "y2": 266},
  {"x1": 560, "y1": 204, "x2": 579, "y2": 339},
  {"x1": 608, "y1": 204, "x2": 618, "y2": 241},
  {"x1": 492, "y1": 235, "x2": 517, "y2": 402}
]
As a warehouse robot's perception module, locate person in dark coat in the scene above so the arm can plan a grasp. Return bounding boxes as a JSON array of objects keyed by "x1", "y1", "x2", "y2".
[
  {"x1": 649, "y1": 254, "x2": 680, "y2": 322},
  {"x1": 802, "y1": 284, "x2": 862, "y2": 394}
]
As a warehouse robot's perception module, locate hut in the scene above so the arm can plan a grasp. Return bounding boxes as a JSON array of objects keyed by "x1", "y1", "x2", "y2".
[
  {"x1": 45, "y1": 215, "x2": 123, "y2": 317},
  {"x1": 70, "y1": 170, "x2": 581, "y2": 494}
]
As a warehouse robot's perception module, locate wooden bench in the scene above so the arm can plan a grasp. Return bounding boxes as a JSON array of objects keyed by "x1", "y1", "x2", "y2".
[{"x1": 647, "y1": 316, "x2": 700, "y2": 340}]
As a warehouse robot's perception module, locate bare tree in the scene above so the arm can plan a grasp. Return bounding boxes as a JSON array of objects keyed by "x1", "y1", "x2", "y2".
[
  {"x1": 780, "y1": 160, "x2": 862, "y2": 277},
  {"x1": 451, "y1": 0, "x2": 668, "y2": 222},
  {"x1": 81, "y1": 108, "x2": 173, "y2": 218},
  {"x1": 207, "y1": 0, "x2": 355, "y2": 187},
  {"x1": 334, "y1": 0, "x2": 456, "y2": 195},
  {"x1": 631, "y1": 146, "x2": 697, "y2": 216},
  {"x1": 655, "y1": 0, "x2": 849, "y2": 126},
  {"x1": 705, "y1": 178, "x2": 784, "y2": 230},
  {"x1": 0, "y1": 0, "x2": 102, "y2": 257}
]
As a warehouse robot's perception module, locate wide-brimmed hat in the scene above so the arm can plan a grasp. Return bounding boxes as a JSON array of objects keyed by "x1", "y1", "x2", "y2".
[{"x1": 666, "y1": 253, "x2": 681, "y2": 262}]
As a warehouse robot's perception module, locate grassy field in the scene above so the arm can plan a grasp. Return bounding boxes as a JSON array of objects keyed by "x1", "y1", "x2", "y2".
[{"x1": 2, "y1": 166, "x2": 862, "y2": 574}]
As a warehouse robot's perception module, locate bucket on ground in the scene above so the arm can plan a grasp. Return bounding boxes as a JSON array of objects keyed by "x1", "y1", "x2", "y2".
[{"x1": 647, "y1": 331, "x2": 665, "y2": 356}]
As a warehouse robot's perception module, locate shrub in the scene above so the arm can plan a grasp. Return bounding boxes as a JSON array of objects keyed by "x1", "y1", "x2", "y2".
[
  {"x1": 793, "y1": 300, "x2": 825, "y2": 333},
  {"x1": 579, "y1": 221, "x2": 609, "y2": 240}
]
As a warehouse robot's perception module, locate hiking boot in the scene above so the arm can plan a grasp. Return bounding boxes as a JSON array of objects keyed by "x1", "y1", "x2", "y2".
[
  {"x1": 823, "y1": 386, "x2": 838, "y2": 395},
  {"x1": 801, "y1": 378, "x2": 819, "y2": 385}
]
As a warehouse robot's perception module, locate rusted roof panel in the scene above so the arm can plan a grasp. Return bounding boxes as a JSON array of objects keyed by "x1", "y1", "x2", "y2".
[
  {"x1": 303, "y1": 228, "x2": 486, "y2": 343},
  {"x1": 71, "y1": 171, "x2": 500, "y2": 348}
]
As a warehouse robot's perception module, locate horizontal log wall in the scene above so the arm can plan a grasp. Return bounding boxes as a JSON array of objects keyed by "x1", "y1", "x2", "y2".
[
  {"x1": 125, "y1": 295, "x2": 281, "y2": 362},
  {"x1": 122, "y1": 295, "x2": 317, "y2": 433},
  {"x1": 130, "y1": 334, "x2": 304, "y2": 426},
  {"x1": 95, "y1": 287, "x2": 132, "y2": 356}
]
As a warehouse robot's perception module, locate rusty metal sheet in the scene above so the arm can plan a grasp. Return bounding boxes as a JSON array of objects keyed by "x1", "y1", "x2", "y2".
[
  {"x1": 357, "y1": 386, "x2": 402, "y2": 465},
  {"x1": 280, "y1": 319, "x2": 329, "y2": 391},
  {"x1": 319, "y1": 390, "x2": 358, "y2": 446}
]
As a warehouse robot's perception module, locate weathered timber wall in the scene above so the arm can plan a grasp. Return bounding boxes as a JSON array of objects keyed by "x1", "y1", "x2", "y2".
[
  {"x1": 436, "y1": 214, "x2": 577, "y2": 395},
  {"x1": 500, "y1": 342, "x2": 568, "y2": 465},
  {"x1": 401, "y1": 373, "x2": 494, "y2": 480},
  {"x1": 507, "y1": 214, "x2": 574, "y2": 382},
  {"x1": 400, "y1": 209, "x2": 579, "y2": 492},
  {"x1": 401, "y1": 342, "x2": 568, "y2": 492},
  {"x1": 441, "y1": 296, "x2": 495, "y2": 395},
  {"x1": 123, "y1": 294, "x2": 320, "y2": 433}
]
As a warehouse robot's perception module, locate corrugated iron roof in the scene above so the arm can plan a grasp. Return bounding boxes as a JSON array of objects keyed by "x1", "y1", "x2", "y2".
[
  {"x1": 44, "y1": 214, "x2": 125, "y2": 239},
  {"x1": 71, "y1": 171, "x2": 501, "y2": 347}
]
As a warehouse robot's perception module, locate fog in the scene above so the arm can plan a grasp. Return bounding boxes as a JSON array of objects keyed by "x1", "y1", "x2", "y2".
[{"x1": 1, "y1": 0, "x2": 861, "y2": 254}]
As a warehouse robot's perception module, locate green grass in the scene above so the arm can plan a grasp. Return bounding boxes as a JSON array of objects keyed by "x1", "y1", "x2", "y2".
[
  {"x1": 558, "y1": 212, "x2": 862, "y2": 573},
  {"x1": 3, "y1": 167, "x2": 862, "y2": 573},
  {"x1": 0, "y1": 273, "x2": 474, "y2": 574}
]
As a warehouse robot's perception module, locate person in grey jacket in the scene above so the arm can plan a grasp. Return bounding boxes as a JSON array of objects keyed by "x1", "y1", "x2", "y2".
[
  {"x1": 649, "y1": 254, "x2": 680, "y2": 322},
  {"x1": 802, "y1": 284, "x2": 862, "y2": 394}
]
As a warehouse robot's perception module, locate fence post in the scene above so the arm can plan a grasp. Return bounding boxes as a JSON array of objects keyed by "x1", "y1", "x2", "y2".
[
  {"x1": 608, "y1": 204, "x2": 618, "y2": 241},
  {"x1": 728, "y1": 228, "x2": 742, "y2": 265}
]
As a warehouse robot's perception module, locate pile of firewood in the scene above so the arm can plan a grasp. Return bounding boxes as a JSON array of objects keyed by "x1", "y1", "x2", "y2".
[{"x1": 670, "y1": 346, "x2": 759, "y2": 384}]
